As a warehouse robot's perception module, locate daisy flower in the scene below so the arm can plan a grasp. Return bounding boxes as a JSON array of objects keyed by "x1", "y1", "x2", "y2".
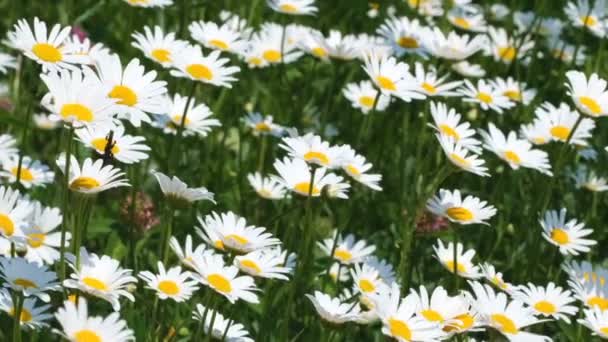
[
  {"x1": 562, "y1": 260, "x2": 606, "y2": 287},
  {"x1": 280, "y1": 133, "x2": 348, "y2": 169},
  {"x1": 62, "y1": 35, "x2": 109, "y2": 65},
  {"x1": 540, "y1": 208, "x2": 596, "y2": 256},
  {"x1": 247, "y1": 172, "x2": 287, "y2": 200},
  {"x1": 58, "y1": 156, "x2": 129, "y2": 195},
  {"x1": 189, "y1": 21, "x2": 247, "y2": 53},
  {"x1": 413, "y1": 63, "x2": 462, "y2": 97},
  {"x1": 94, "y1": 53, "x2": 167, "y2": 127},
  {"x1": 458, "y1": 79, "x2": 515, "y2": 114},
  {"x1": 267, "y1": 0, "x2": 317, "y2": 15},
  {"x1": 0, "y1": 155, "x2": 54, "y2": 188},
  {"x1": 365, "y1": 256, "x2": 396, "y2": 285},
  {"x1": 339, "y1": 146, "x2": 382, "y2": 191},
  {"x1": 306, "y1": 291, "x2": 361, "y2": 324},
  {"x1": 350, "y1": 263, "x2": 388, "y2": 296},
  {"x1": 169, "y1": 235, "x2": 213, "y2": 268},
  {"x1": 565, "y1": 71, "x2": 608, "y2": 117},
  {"x1": 0, "y1": 53, "x2": 16, "y2": 74},
  {"x1": 318, "y1": 232, "x2": 376, "y2": 265},
  {"x1": 0, "y1": 134, "x2": 17, "y2": 158},
  {"x1": 572, "y1": 165, "x2": 608, "y2": 192},
  {"x1": 342, "y1": 80, "x2": 391, "y2": 114},
  {"x1": 377, "y1": 16, "x2": 427, "y2": 57},
  {"x1": 433, "y1": 239, "x2": 481, "y2": 279},
  {"x1": 63, "y1": 248, "x2": 137, "y2": 311},
  {"x1": 480, "y1": 263, "x2": 514, "y2": 293},
  {"x1": 447, "y1": 7, "x2": 487, "y2": 32},
  {"x1": 273, "y1": 157, "x2": 350, "y2": 198},
  {"x1": 242, "y1": 112, "x2": 284, "y2": 136},
  {"x1": 322, "y1": 30, "x2": 360, "y2": 60},
  {"x1": 486, "y1": 26, "x2": 534, "y2": 64},
  {"x1": 33, "y1": 113, "x2": 61, "y2": 130},
  {"x1": 0, "y1": 186, "x2": 32, "y2": 241},
  {"x1": 436, "y1": 135, "x2": 489, "y2": 177},
  {"x1": 490, "y1": 77, "x2": 537, "y2": 105},
  {"x1": 422, "y1": 28, "x2": 487, "y2": 61},
  {"x1": 480, "y1": 123, "x2": 553, "y2": 175},
  {"x1": 139, "y1": 262, "x2": 199, "y2": 302},
  {"x1": 131, "y1": 26, "x2": 188, "y2": 68},
  {"x1": 122, "y1": 0, "x2": 172, "y2": 7},
  {"x1": 568, "y1": 278, "x2": 608, "y2": 311},
  {"x1": 565, "y1": 0, "x2": 607, "y2": 37},
  {"x1": 296, "y1": 29, "x2": 334, "y2": 61},
  {"x1": 328, "y1": 262, "x2": 350, "y2": 283},
  {"x1": 21, "y1": 201, "x2": 66, "y2": 265},
  {"x1": 362, "y1": 52, "x2": 425, "y2": 102},
  {"x1": 234, "y1": 249, "x2": 291, "y2": 280},
  {"x1": 193, "y1": 304, "x2": 254, "y2": 342},
  {"x1": 244, "y1": 24, "x2": 304, "y2": 66},
  {"x1": 532, "y1": 102, "x2": 595, "y2": 145},
  {"x1": 512, "y1": 282, "x2": 578, "y2": 323},
  {"x1": 54, "y1": 299, "x2": 134, "y2": 342},
  {"x1": 451, "y1": 61, "x2": 486, "y2": 78},
  {"x1": 219, "y1": 10, "x2": 254, "y2": 38},
  {"x1": 410, "y1": 285, "x2": 470, "y2": 329},
  {"x1": 429, "y1": 101, "x2": 481, "y2": 153},
  {"x1": 7, "y1": 17, "x2": 86, "y2": 72},
  {"x1": 0, "y1": 289, "x2": 52, "y2": 329},
  {"x1": 520, "y1": 120, "x2": 552, "y2": 146},
  {"x1": 170, "y1": 45, "x2": 240, "y2": 87},
  {"x1": 75, "y1": 123, "x2": 150, "y2": 164},
  {"x1": 159, "y1": 93, "x2": 221, "y2": 137},
  {"x1": 578, "y1": 307, "x2": 608, "y2": 339},
  {"x1": 153, "y1": 171, "x2": 215, "y2": 205},
  {"x1": 190, "y1": 253, "x2": 259, "y2": 303},
  {"x1": 427, "y1": 189, "x2": 496, "y2": 226},
  {"x1": 196, "y1": 211, "x2": 280, "y2": 254},
  {"x1": 406, "y1": 0, "x2": 444, "y2": 17},
  {"x1": 0, "y1": 257, "x2": 60, "y2": 302}
]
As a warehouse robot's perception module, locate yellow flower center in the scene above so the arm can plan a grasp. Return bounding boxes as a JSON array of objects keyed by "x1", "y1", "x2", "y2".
[
  {"x1": 254, "y1": 122, "x2": 271, "y2": 132},
  {"x1": 334, "y1": 248, "x2": 353, "y2": 262},
  {"x1": 240, "y1": 259, "x2": 262, "y2": 274},
  {"x1": 91, "y1": 138, "x2": 120, "y2": 154},
  {"x1": 398, "y1": 36, "x2": 419, "y2": 49},
  {"x1": 421, "y1": 82, "x2": 437, "y2": 94},
  {"x1": 0, "y1": 214, "x2": 15, "y2": 237},
  {"x1": 151, "y1": 48, "x2": 171, "y2": 63},
  {"x1": 584, "y1": 272, "x2": 606, "y2": 286},
  {"x1": 503, "y1": 150, "x2": 521, "y2": 165},
  {"x1": 359, "y1": 279, "x2": 375, "y2": 293},
  {"x1": 446, "y1": 207, "x2": 474, "y2": 222},
  {"x1": 280, "y1": 3, "x2": 298, "y2": 12},
  {"x1": 453, "y1": 17, "x2": 471, "y2": 29},
  {"x1": 60, "y1": 104, "x2": 94, "y2": 122},
  {"x1": 209, "y1": 39, "x2": 229, "y2": 50},
  {"x1": 498, "y1": 46, "x2": 516, "y2": 62},
  {"x1": 294, "y1": 182, "x2": 320, "y2": 195},
  {"x1": 27, "y1": 233, "x2": 46, "y2": 248},
  {"x1": 214, "y1": 240, "x2": 225, "y2": 250},
  {"x1": 9, "y1": 308, "x2": 32, "y2": 322},
  {"x1": 171, "y1": 115, "x2": 191, "y2": 126},
  {"x1": 82, "y1": 277, "x2": 108, "y2": 291},
  {"x1": 550, "y1": 126, "x2": 571, "y2": 141},
  {"x1": 225, "y1": 234, "x2": 249, "y2": 246},
  {"x1": 551, "y1": 228, "x2": 570, "y2": 245},
  {"x1": 444, "y1": 313, "x2": 475, "y2": 332},
  {"x1": 186, "y1": 64, "x2": 213, "y2": 80},
  {"x1": 359, "y1": 96, "x2": 375, "y2": 108},
  {"x1": 303, "y1": 151, "x2": 330, "y2": 165},
  {"x1": 587, "y1": 296, "x2": 608, "y2": 310},
  {"x1": 439, "y1": 124, "x2": 460, "y2": 140},
  {"x1": 492, "y1": 276, "x2": 508, "y2": 289},
  {"x1": 32, "y1": 43, "x2": 63, "y2": 62},
  {"x1": 10, "y1": 167, "x2": 34, "y2": 182},
  {"x1": 476, "y1": 92, "x2": 493, "y2": 104},
  {"x1": 445, "y1": 260, "x2": 467, "y2": 274},
  {"x1": 207, "y1": 273, "x2": 232, "y2": 293},
  {"x1": 74, "y1": 329, "x2": 102, "y2": 342},
  {"x1": 109, "y1": 85, "x2": 138, "y2": 107},
  {"x1": 491, "y1": 313, "x2": 518, "y2": 334},
  {"x1": 504, "y1": 90, "x2": 521, "y2": 101},
  {"x1": 579, "y1": 96, "x2": 602, "y2": 115},
  {"x1": 70, "y1": 177, "x2": 101, "y2": 191},
  {"x1": 376, "y1": 76, "x2": 397, "y2": 91},
  {"x1": 312, "y1": 47, "x2": 327, "y2": 58},
  {"x1": 14, "y1": 278, "x2": 37, "y2": 288},
  {"x1": 346, "y1": 164, "x2": 361, "y2": 177},
  {"x1": 450, "y1": 153, "x2": 470, "y2": 168},
  {"x1": 388, "y1": 318, "x2": 412, "y2": 340},
  {"x1": 534, "y1": 300, "x2": 556, "y2": 315},
  {"x1": 421, "y1": 309, "x2": 444, "y2": 322},
  {"x1": 257, "y1": 189, "x2": 273, "y2": 198},
  {"x1": 263, "y1": 50, "x2": 282, "y2": 63},
  {"x1": 581, "y1": 15, "x2": 598, "y2": 27},
  {"x1": 248, "y1": 57, "x2": 263, "y2": 66},
  {"x1": 601, "y1": 327, "x2": 608, "y2": 335},
  {"x1": 158, "y1": 280, "x2": 180, "y2": 295}
]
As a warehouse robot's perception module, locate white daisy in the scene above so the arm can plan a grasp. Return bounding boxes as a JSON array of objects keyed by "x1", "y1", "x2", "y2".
[
  {"x1": 451, "y1": 61, "x2": 486, "y2": 78},
  {"x1": 153, "y1": 171, "x2": 215, "y2": 205},
  {"x1": 57, "y1": 156, "x2": 129, "y2": 195},
  {"x1": 21, "y1": 201, "x2": 66, "y2": 265},
  {"x1": 578, "y1": 307, "x2": 608, "y2": 339},
  {"x1": 273, "y1": 157, "x2": 350, "y2": 198},
  {"x1": 169, "y1": 234, "x2": 213, "y2": 268},
  {"x1": 458, "y1": 79, "x2": 515, "y2": 114},
  {"x1": 342, "y1": 80, "x2": 391, "y2": 114},
  {"x1": 247, "y1": 172, "x2": 287, "y2": 200},
  {"x1": 0, "y1": 134, "x2": 17, "y2": 158},
  {"x1": 0, "y1": 289, "x2": 52, "y2": 329},
  {"x1": 412, "y1": 62, "x2": 462, "y2": 97},
  {"x1": 422, "y1": 28, "x2": 487, "y2": 61},
  {"x1": 572, "y1": 165, "x2": 608, "y2": 192},
  {"x1": 267, "y1": 0, "x2": 317, "y2": 15},
  {"x1": 427, "y1": 189, "x2": 496, "y2": 226},
  {"x1": 242, "y1": 112, "x2": 284, "y2": 136},
  {"x1": 280, "y1": 133, "x2": 348, "y2": 169},
  {"x1": 0, "y1": 155, "x2": 54, "y2": 188},
  {"x1": 139, "y1": 262, "x2": 199, "y2": 302},
  {"x1": 565, "y1": 0, "x2": 607, "y2": 37},
  {"x1": 192, "y1": 304, "x2": 254, "y2": 342},
  {"x1": 436, "y1": 134, "x2": 489, "y2": 177},
  {"x1": 234, "y1": 248, "x2": 291, "y2": 280},
  {"x1": 429, "y1": 101, "x2": 481, "y2": 153},
  {"x1": 318, "y1": 232, "x2": 376, "y2": 265},
  {"x1": 131, "y1": 26, "x2": 188, "y2": 68},
  {"x1": 565, "y1": 70, "x2": 608, "y2": 117},
  {"x1": 540, "y1": 208, "x2": 597, "y2": 256},
  {"x1": 532, "y1": 102, "x2": 595, "y2": 145},
  {"x1": 75, "y1": 123, "x2": 150, "y2": 164},
  {"x1": 339, "y1": 146, "x2": 382, "y2": 191},
  {"x1": 512, "y1": 282, "x2": 578, "y2": 323},
  {"x1": 189, "y1": 21, "x2": 247, "y2": 53},
  {"x1": 377, "y1": 16, "x2": 427, "y2": 57},
  {"x1": 170, "y1": 45, "x2": 240, "y2": 87},
  {"x1": 0, "y1": 186, "x2": 32, "y2": 241},
  {"x1": 362, "y1": 52, "x2": 425, "y2": 102},
  {"x1": 306, "y1": 291, "x2": 361, "y2": 324},
  {"x1": 433, "y1": 239, "x2": 481, "y2": 279},
  {"x1": 486, "y1": 26, "x2": 534, "y2": 64},
  {"x1": 0, "y1": 257, "x2": 60, "y2": 302},
  {"x1": 490, "y1": 77, "x2": 537, "y2": 105},
  {"x1": 159, "y1": 93, "x2": 221, "y2": 137}
]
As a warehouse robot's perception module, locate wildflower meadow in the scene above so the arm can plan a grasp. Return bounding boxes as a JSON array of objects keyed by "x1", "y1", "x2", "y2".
[{"x1": 2, "y1": 0, "x2": 608, "y2": 341}]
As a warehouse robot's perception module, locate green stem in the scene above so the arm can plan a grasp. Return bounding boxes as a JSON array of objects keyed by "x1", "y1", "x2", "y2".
[
  {"x1": 59, "y1": 124, "x2": 75, "y2": 283},
  {"x1": 14, "y1": 103, "x2": 33, "y2": 187},
  {"x1": 452, "y1": 226, "x2": 460, "y2": 290},
  {"x1": 167, "y1": 82, "x2": 198, "y2": 172},
  {"x1": 257, "y1": 135, "x2": 268, "y2": 172},
  {"x1": 12, "y1": 291, "x2": 23, "y2": 342},
  {"x1": 161, "y1": 209, "x2": 176, "y2": 265}
]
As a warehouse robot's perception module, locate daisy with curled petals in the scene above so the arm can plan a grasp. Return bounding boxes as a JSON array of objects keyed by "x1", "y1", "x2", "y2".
[
  {"x1": 458, "y1": 79, "x2": 515, "y2": 114},
  {"x1": 190, "y1": 253, "x2": 259, "y2": 303},
  {"x1": 75, "y1": 123, "x2": 150, "y2": 164},
  {"x1": 578, "y1": 307, "x2": 608, "y2": 339},
  {"x1": 63, "y1": 248, "x2": 137, "y2": 311},
  {"x1": 234, "y1": 249, "x2": 291, "y2": 280},
  {"x1": 362, "y1": 52, "x2": 425, "y2": 103},
  {"x1": 410, "y1": 285, "x2": 471, "y2": 330},
  {"x1": 273, "y1": 157, "x2": 350, "y2": 198},
  {"x1": 189, "y1": 21, "x2": 247, "y2": 54},
  {"x1": 307, "y1": 291, "x2": 361, "y2": 324},
  {"x1": 58, "y1": 156, "x2": 129, "y2": 195},
  {"x1": 480, "y1": 263, "x2": 514, "y2": 293},
  {"x1": 0, "y1": 257, "x2": 60, "y2": 302},
  {"x1": 193, "y1": 304, "x2": 254, "y2": 342},
  {"x1": 480, "y1": 123, "x2": 553, "y2": 175},
  {"x1": 0, "y1": 53, "x2": 16, "y2": 74},
  {"x1": 169, "y1": 235, "x2": 212, "y2": 268},
  {"x1": 247, "y1": 172, "x2": 287, "y2": 200},
  {"x1": 451, "y1": 61, "x2": 486, "y2": 78},
  {"x1": 339, "y1": 146, "x2": 382, "y2": 191},
  {"x1": 196, "y1": 211, "x2": 280, "y2": 254},
  {"x1": 486, "y1": 27, "x2": 534, "y2": 64},
  {"x1": 267, "y1": 0, "x2": 317, "y2": 15},
  {"x1": 572, "y1": 165, "x2": 608, "y2": 192},
  {"x1": 122, "y1": 0, "x2": 172, "y2": 7},
  {"x1": 54, "y1": 299, "x2": 134, "y2": 342},
  {"x1": 242, "y1": 112, "x2": 284, "y2": 136},
  {"x1": 465, "y1": 281, "x2": 551, "y2": 341},
  {"x1": 159, "y1": 93, "x2": 221, "y2": 137},
  {"x1": 132, "y1": 26, "x2": 188, "y2": 68},
  {"x1": 0, "y1": 289, "x2": 52, "y2": 329},
  {"x1": 0, "y1": 155, "x2": 54, "y2": 188},
  {"x1": 533, "y1": 102, "x2": 595, "y2": 145},
  {"x1": 280, "y1": 133, "x2": 347, "y2": 169},
  {"x1": 318, "y1": 231, "x2": 376, "y2": 265},
  {"x1": 139, "y1": 262, "x2": 199, "y2": 302},
  {"x1": 377, "y1": 16, "x2": 427, "y2": 57},
  {"x1": 565, "y1": 71, "x2": 608, "y2": 117},
  {"x1": 153, "y1": 171, "x2": 215, "y2": 205},
  {"x1": 427, "y1": 189, "x2": 496, "y2": 226},
  {"x1": 7, "y1": 17, "x2": 87, "y2": 72},
  {"x1": 21, "y1": 202, "x2": 66, "y2": 265},
  {"x1": 437, "y1": 135, "x2": 489, "y2": 177},
  {"x1": 0, "y1": 134, "x2": 17, "y2": 158},
  {"x1": 422, "y1": 28, "x2": 487, "y2": 61},
  {"x1": 565, "y1": 0, "x2": 607, "y2": 37},
  {"x1": 343, "y1": 80, "x2": 390, "y2": 114},
  {"x1": 490, "y1": 77, "x2": 537, "y2": 105},
  {"x1": 540, "y1": 208, "x2": 596, "y2": 256},
  {"x1": 40, "y1": 68, "x2": 115, "y2": 127},
  {"x1": 429, "y1": 102, "x2": 481, "y2": 153},
  {"x1": 95, "y1": 53, "x2": 167, "y2": 127},
  {"x1": 171, "y1": 45, "x2": 240, "y2": 87},
  {"x1": 413, "y1": 63, "x2": 462, "y2": 98},
  {"x1": 512, "y1": 282, "x2": 578, "y2": 323},
  {"x1": 0, "y1": 186, "x2": 32, "y2": 241},
  {"x1": 433, "y1": 240, "x2": 481, "y2": 279},
  {"x1": 370, "y1": 283, "x2": 447, "y2": 342}
]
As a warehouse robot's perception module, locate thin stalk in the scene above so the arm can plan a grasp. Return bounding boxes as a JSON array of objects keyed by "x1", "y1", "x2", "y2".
[
  {"x1": 14, "y1": 103, "x2": 33, "y2": 187},
  {"x1": 452, "y1": 226, "x2": 460, "y2": 290},
  {"x1": 12, "y1": 291, "x2": 23, "y2": 342},
  {"x1": 161, "y1": 208, "x2": 176, "y2": 265},
  {"x1": 257, "y1": 135, "x2": 268, "y2": 172},
  {"x1": 167, "y1": 82, "x2": 198, "y2": 172},
  {"x1": 206, "y1": 306, "x2": 219, "y2": 342},
  {"x1": 59, "y1": 124, "x2": 75, "y2": 283}
]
